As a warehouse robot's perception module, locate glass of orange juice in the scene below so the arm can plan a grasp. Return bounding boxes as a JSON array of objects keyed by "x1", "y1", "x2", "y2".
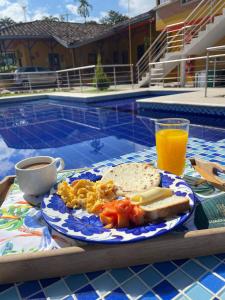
[{"x1": 155, "y1": 118, "x2": 190, "y2": 176}]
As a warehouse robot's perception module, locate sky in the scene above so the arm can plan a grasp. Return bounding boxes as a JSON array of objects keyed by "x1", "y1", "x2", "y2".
[{"x1": 0, "y1": 0, "x2": 156, "y2": 23}]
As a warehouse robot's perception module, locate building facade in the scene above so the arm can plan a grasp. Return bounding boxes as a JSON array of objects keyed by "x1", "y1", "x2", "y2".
[
  {"x1": 0, "y1": 11, "x2": 156, "y2": 72},
  {"x1": 150, "y1": 0, "x2": 225, "y2": 87}
]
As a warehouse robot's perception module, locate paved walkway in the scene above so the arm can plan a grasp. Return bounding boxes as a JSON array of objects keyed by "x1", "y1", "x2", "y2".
[{"x1": 137, "y1": 87, "x2": 225, "y2": 107}]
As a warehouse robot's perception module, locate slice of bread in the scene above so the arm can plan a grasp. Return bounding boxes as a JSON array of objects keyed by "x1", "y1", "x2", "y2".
[
  {"x1": 101, "y1": 163, "x2": 160, "y2": 197},
  {"x1": 140, "y1": 195, "x2": 190, "y2": 221}
]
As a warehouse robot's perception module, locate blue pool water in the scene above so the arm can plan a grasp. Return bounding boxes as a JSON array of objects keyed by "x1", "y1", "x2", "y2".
[{"x1": 0, "y1": 95, "x2": 225, "y2": 178}]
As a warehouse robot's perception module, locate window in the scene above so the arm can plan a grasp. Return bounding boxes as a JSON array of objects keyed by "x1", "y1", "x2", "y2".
[
  {"x1": 0, "y1": 52, "x2": 17, "y2": 72},
  {"x1": 48, "y1": 53, "x2": 61, "y2": 70}
]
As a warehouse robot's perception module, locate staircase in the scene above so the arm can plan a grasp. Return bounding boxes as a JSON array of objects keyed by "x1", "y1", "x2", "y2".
[{"x1": 137, "y1": 0, "x2": 225, "y2": 87}]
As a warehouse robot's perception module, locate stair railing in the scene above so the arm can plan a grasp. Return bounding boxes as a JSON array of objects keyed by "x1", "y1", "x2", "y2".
[
  {"x1": 136, "y1": 28, "x2": 167, "y2": 82},
  {"x1": 136, "y1": 0, "x2": 225, "y2": 85},
  {"x1": 171, "y1": 0, "x2": 225, "y2": 52},
  {"x1": 183, "y1": 0, "x2": 225, "y2": 48}
]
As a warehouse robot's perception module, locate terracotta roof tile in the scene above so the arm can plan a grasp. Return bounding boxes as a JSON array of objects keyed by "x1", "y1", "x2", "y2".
[{"x1": 0, "y1": 20, "x2": 110, "y2": 47}]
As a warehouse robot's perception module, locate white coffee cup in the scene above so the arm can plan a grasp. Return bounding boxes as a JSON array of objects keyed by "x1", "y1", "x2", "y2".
[{"x1": 15, "y1": 156, "x2": 64, "y2": 196}]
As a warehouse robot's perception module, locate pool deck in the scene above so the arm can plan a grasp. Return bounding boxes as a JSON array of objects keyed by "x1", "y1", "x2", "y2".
[
  {"x1": 137, "y1": 87, "x2": 225, "y2": 107},
  {"x1": 0, "y1": 87, "x2": 224, "y2": 106},
  {"x1": 0, "y1": 88, "x2": 153, "y2": 103}
]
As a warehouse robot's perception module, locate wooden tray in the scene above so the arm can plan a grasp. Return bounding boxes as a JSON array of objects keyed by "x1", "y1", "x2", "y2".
[{"x1": 1, "y1": 176, "x2": 225, "y2": 284}]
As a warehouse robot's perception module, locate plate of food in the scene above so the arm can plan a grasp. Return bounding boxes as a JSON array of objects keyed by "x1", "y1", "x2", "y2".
[{"x1": 41, "y1": 163, "x2": 196, "y2": 244}]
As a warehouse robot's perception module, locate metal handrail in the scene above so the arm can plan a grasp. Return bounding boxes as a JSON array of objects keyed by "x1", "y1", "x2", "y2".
[
  {"x1": 136, "y1": 30, "x2": 166, "y2": 66},
  {"x1": 146, "y1": 50, "x2": 225, "y2": 96},
  {"x1": 186, "y1": 0, "x2": 224, "y2": 44},
  {"x1": 167, "y1": 0, "x2": 208, "y2": 50},
  {"x1": 183, "y1": 0, "x2": 208, "y2": 25},
  {"x1": 136, "y1": 30, "x2": 168, "y2": 81},
  {"x1": 136, "y1": 0, "x2": 225, "y2": 85},
  {"x1": 0, "y1": 70, "x2": 56, "y2": 76},
  {"x1": 56, "y1": 65, "x2": 96, "y2": 73},
  {"x1": 0, "y1": 64, "x2": 134, "y2": 93},
  {"x1": 149, "y1": 53, "x2": 225, "y2": 66},
  {"x1": 207, "y1": 45, "x2": 225, "y2": 51}
]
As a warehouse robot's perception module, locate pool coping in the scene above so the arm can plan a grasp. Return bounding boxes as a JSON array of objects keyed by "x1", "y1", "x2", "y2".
[
  {"x1": 137, "y1": 88, "x2": 225, "y2": 116},
  {"x1": 0, "y1": 89, "x2": 152, "y2": 104},
  {"x1": 0, "y1": 88, "x2": 194, "y2": 104},
  {"x1": 0, "y1": 87, "x2": 224, "y2": 115},
  {"x1": 137, "y1": 88, "x2": 225, "y2": 108}
]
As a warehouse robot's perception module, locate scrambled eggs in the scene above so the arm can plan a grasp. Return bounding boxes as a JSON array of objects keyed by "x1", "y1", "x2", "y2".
[{"x1": 57, "y1": 179, "x2": 116, "y2": 213}]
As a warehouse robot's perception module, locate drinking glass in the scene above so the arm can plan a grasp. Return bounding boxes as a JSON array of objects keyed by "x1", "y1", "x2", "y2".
[{"x1": 155, "y1": 118, "x2": 190, "y2": 176}]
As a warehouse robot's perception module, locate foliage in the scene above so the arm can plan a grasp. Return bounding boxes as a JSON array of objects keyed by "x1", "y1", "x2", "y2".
[
  {"x1": 77, "y1": 0, "x2": 92, "y2": 23},
  {"x1": 41, "y1": 16, "x2": 61, "y2": 22},
  {"x1": 100, "y1": 10, "x2": 129, "y2": 25},
  {"x1": 0, "y1": 206, "x2": 30, "y2": 231},
  {"x1": 0, "y1": 17, "x2": 16, "y2": 29},
  {"x1": 93, "y1": 54, "x2": 110, "y2": 90}
]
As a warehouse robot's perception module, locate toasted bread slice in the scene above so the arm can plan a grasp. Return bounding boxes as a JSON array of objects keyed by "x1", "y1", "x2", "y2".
[
  {"x1": 101, "y1": 163, "x2": 160, "y2": 197},
  {"x1": 140, "y1": 195, "x2": 190, "y2": 221}
]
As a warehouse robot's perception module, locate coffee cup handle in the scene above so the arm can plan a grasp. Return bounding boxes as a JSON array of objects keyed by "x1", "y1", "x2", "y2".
[{"x1": 55, "y1": 158, "x2": 65, "y2": 172}]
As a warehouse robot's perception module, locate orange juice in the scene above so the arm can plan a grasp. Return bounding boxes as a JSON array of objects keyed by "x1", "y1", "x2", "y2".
[{"x1": 156, "y1": 129, "x2": 188, "y2": 175}]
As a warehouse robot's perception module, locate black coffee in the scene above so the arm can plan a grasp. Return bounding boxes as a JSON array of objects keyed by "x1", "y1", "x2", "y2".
[{"x1": 22, "y1": 162, "x2": 50, "y2": 170}]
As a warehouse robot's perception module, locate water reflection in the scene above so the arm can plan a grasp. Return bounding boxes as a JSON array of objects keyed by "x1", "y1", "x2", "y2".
[
  {"x1": 0, "y1": 101, "x2": 137, "y2": 149},
  {"x1": 90, "y1": 139, "x2": 105, "y2": 153},
  {"x1": 0, "y1": 98, "x2": 225, "y2": 179},
  {"x1": 0, "y1": 99, "x2": 154, "y2": 178}
]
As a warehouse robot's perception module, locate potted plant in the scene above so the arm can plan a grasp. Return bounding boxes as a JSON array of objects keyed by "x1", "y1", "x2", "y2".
[{"x1": 94, "y1": 54, "x2": 110, "y2": 90}]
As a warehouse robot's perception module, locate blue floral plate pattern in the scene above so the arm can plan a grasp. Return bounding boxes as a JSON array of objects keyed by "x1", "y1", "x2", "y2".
[{"x1": 41, "y1": 167, "x2": 196, "y2": 244}]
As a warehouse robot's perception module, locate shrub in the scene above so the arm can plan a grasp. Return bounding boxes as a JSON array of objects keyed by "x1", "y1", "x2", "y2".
[{"x1": 93, "y1": 54, "x2": 110, "y2": 90}]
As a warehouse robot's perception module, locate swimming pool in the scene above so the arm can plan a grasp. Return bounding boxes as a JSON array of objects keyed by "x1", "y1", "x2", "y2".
[{"x1": 0, "y1": 95, "x2": 225, "y2": 178}]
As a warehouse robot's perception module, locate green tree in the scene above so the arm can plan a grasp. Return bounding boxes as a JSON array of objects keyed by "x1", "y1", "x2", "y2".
[
  {"x1": 77, "y1": 0, "x2": 92, "y2": 23},
  {"x1": 100, "y1": 10, "x2": 129, "y2": 25},
  {"x1": 94, "y1": 54, "x2": 110, "y2": 90},
  {"x1": 0, "y1": 17, "x2": 16, "y2": 29},
  {"x1": 41, "y1": 16, "x2": 60, "y2": 22}
]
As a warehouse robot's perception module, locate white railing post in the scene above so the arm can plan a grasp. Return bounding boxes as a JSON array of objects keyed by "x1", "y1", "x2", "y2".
[
  {"x1": 56, "y1": 73, "x2": 60, "y2": 90},
  {"x1": 180, "y1": 57, "x2": 186, "y2": 87},
  {"x1": 213, "y1": 57, "x2": 217, "y2": 88},
  {"x1": 95, "y1": 67, "x2": 98, "y2": 89},
  {"x1": 131, "y1": 65, "x2": 134, "y2": 89},
  {"x1": 178, "y1": 63, "x2": 181, "y2": 87},
  {"x1": 205, "y1": 52, "x2": 209, "y2": 97},
  {"x1": 28, "y1": 74, "x2": 32, "y2": 93},
  {"x1": 66, "y1": 72, "x2": 70, "y2": 89},
  {"x1": 137, "y1": 65, "x2": 140, "y2": 83},
  {"x1": 148, "y1": 64, "x2": 152, "y2": 88},
  {"x1": 113, "y1": 66, "x2": 116, "y2": 89},
  {"x1": 79, "y1": 69, "x2": 83, "y2": 91}
]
